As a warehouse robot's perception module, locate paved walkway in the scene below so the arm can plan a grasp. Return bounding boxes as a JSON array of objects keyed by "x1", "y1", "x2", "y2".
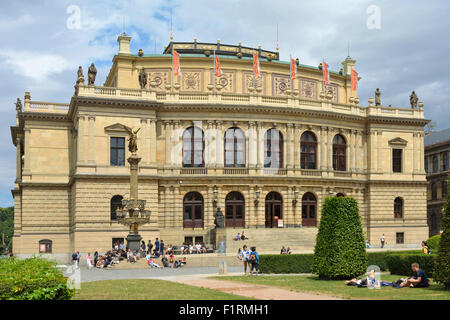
[{"x1": 78, "y1": 266, "x2": 341, "y2": 300}]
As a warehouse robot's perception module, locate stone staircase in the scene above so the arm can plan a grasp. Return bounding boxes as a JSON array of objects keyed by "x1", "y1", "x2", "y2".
[{"x1": 221, "y1": 227, "x2": 318, "y2": 254}]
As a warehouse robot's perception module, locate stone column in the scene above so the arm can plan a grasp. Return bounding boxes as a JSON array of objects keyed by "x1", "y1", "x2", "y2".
[
  {"x1": 413, "y1": 132, "x2": 418, "y2": 173},
  {"x1": 140, "y1": 118, "x2": 148, "y2": 165},
  {"x1": 320, "y1": 126, "x2": 327, "y2": 170},
  {"x1": 15, "y1": 137, "x2": 22, "y2": 183},
  {"x1": 163, "y1": 186, "x2": 171, "y2": 228},
  {"x1": 327, "y1": 127, "x2": 333, "y2": 170},
  {"x1": 249, "y1": 186, "x2": 255, "y2": 227},
  {"x1": 419, "y1": 132, "x2": 425, "y2": 173},
  {"x1": 377, "y1": 130, "x2": 383, "y2": 173},
  {"x1": 164, "y1": 121, "x2": 172, "y2": 166},
  {"x1": 248, "y1": 121, "x2": 256, "y2": 168},
  {"x1": 286, "y1": 123, "x2": 294, "y2": 169},
  {"x1": 216, "y1": 121, "x2": 223, "y2": 167},
  {"x1": 149, "y1": 119, "x2": 157, "y2": 166},
  {"x1": 256, "y1": 122, "x2": 264, "y2": 168},
  {"x1": 369, "y1": 130, "x2": 377, "y2": 172},
  {"x1": 351, "y1": 130, "x2": 357, "y2": 172},
  {"x1": 128, "y1": 154, "x2": 141, "y2": 201},
  {"x1": 206, "y1": 121, "x2": 215, "y2": 167},
  {"x1": 23, "y1": 128, "x2": 31, "y2": 175},
  {"x1": 293, "y1": 124, "x2": 300, "y2": 169},
  {"x1": 87, "y1": 116, "x2": 96, "y2": 164},
  {"x1": 172, "y1": 121, "x2": 182, "y2": 167},
  {"x1": 76, "y1": 116, "x2": 85, "y2": 164}
]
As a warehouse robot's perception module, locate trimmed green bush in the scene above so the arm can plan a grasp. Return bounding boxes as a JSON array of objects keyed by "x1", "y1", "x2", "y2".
[
  {"x1": 259, "y1": 251, "x2": 421, "y2": 274},
  {"x1": 259, "y1": 254, "x2": 314, "y2": 274},
  {"x1": 427, "y1": 235, "x2": 441, "y2": 253},
  {"x1": 311, "y1": 197, "x2": 367, "y2": 279},
  {"x1": 434, "y1": 183, "x2": 450, "y2": 289},
  {"x1": 387, "y1": 254, "x2": 436, "y2": 277},
  {"x1": 0, "y1": 256, "x2": 74, "y2": 300}
]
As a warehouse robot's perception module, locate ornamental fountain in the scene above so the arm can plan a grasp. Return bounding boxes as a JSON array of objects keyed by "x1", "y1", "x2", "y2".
[{"x1": 115, "y1": 125, "x2": 151, "y2": 253}]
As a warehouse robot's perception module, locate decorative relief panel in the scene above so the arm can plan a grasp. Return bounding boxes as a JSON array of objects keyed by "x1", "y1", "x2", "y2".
[
  {"x1": 299, "y1": 78, "x2": 318, "y2": 100},
  {"x1": 272, "y1": 74, "x2": 291, "y2": 96},
  {"x1": 324, "y1": 84, "x2": 338, "y2": 102},
  {"x1": 147, "y1": 69, "x2": 170, "y2": 91},
  {"x1": 180, "y1": 69, "x2": 203, "y2": 92},
  {"x1": 243, "y1": 72, "x2": 265, "y2": 94},
  {"x1": 210, "y1": 69, "x2": 235, "y2": 93}
]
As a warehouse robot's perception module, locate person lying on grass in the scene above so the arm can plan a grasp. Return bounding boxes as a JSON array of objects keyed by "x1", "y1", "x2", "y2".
[
  {"x1": 345, "y1": 270, "x2": 392, "y2": 287},
  {"x1": 399, "y1": 262, "x2": 429, "y2": 288}
]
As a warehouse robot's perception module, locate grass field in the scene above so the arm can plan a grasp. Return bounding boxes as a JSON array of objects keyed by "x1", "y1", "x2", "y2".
[
  {"x1": 214, "y1": 274, "x2": 450, "y2": 300},
  {"x1": 74, "y1": 279, "x2": 253, "y2": 300}
]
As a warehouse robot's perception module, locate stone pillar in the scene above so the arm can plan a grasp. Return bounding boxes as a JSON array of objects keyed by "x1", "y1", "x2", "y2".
[
  {"x1": 172, "y1": 121, "x2": 181, "y2": 167},
  {"x1": 327, "y1": 127, "x2": 333, "y2": 170},
  {"x1": 149, "y1": 119, "x2": 157, "y2": 166},
  {"x1": 206, "y1": 121, "x2": 214, "y2": 167},
  {"x1": 419, "y1": 132, "x2": 425, "y2": 173},
  {"x1": 163, "y1": 186, "x2": 171, "y2": 229},
  {"x1": 128, "y1": 155, "x2": 141, "y2": 201},
  {"x1": 351, "y1": 130, "x2": 357, "y2": 172},
  {"x1": 248, "y1": 121, "x2": 256, "y2": 168},
  {"x1": 216, "y1": 121, "x2": 223, "y2": 167},
  {"x1": 320, "y1": 126, "x2": 327, "y2": 170},
  {"x1": 76, "y1": 116, "x2": 85, "y2": 164},
  {"x1": 23, "y1": 128, "x2": 31, "y2": 174},
  {"x1": 88, "y1": 116, "x2": 96, "y2": 164},
  {"x1": 369, "y1": 130, "x2": 377, "y2": 172},
  {"x1": 355, "y1": 130, "x2": 362, "y2": 172},
  {"x1": 248, "y1": 186, "x2": 255, "y2": 227},
  {"x1": 15, "y1": 137, "x2": 22, "y2": 183},
  {"x1": 413, "y1": 132, "x2": 418, "y2": 173},
  {"x1": 377, "y1": 130, "x2": 383, "y2": 173},
  {"x1": 140, "y1": 118, "x2": 148, "y2": 165},
  {"x1": 256, "y1": 122, "x2": 264, "y2": 168},
  {"x1": 287, "y1": 123, "x2": 294, "y2": 169},
  {"x1": 164, "y1": 121, "x2": 172, "y2": 166}
]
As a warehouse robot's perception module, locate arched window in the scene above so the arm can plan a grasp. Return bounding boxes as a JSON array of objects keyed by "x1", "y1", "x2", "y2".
[
  {"x1": 302, "y1": 192, "x2": 317, "y2": 227},
  {"x1": 265, "y1": 192, "x2": 283, "y2": 228},
  {"x1": 111, "y1": 195, "x2": 123, "y2": 220},
  {"x1": 224, "y1": 128, "x2": 246, "y2": 167},
  {"x1": 333, "y1": 134, "x2": 346, "y2": 171},
  {"x1": 39, "y1": 239, "x2": 52, "y2": 253},
  {"x1": 225, "y1": 192, "x2": 245, "y2": 227},
  {"x1": 264, "y1": 129, "x2": 283, "y2": 168},
  {"x1": 183, "y1": 192, "x2": 204, "y2": 228},
  {"x1": 183, "y1": 126, "x2": 205, "y2": 167},
  {"x1": 443, "y1": 153, "x2": 449, "y2": 171},
  {"x1": 300, "y1": 131, "x2": 317, "y2": 169},
  {"x1": 394, "y1": 197, "x2": 403, "y2": 219}
]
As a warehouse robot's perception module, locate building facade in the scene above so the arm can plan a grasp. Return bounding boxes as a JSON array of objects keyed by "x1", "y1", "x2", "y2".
[
  {"x1": 425, "y1": 129, "x2": 450, "y2": 236},
  {"x1": 10, "y1": 34, "x2": 430, "y2": 259}
]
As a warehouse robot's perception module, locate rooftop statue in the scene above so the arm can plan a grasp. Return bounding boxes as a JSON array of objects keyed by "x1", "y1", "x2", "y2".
[
  {"x1": 410, "y1": 91, "x2": 418, "y2": 109},
  {"x1": 15, "y1": 98, "x2": 22, "y2": 113},
  {"x1": 76, "y1": 66, "x2": 84, "y2": 85},
  {"x1": 138, "y1": 68, "x2": 147, "y2": 89},
  {"x1": 375, "y1": 88, "x2": 381, "y2": 106},
  {"x1": 123, "y1": 125, "x2": 141, "y2": 154},
  {"x1": 88, "y1": 63, "x2": 97, "y2": 86}
]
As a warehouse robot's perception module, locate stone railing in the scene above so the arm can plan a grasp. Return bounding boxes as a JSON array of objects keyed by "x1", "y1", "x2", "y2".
[
  {"x1": 26, "y1": 84, "x2": 425, "y2": 120},
  {"x1": 223, "y1": 168, "x2": 249, "y2": 175},
  {"x1": 180, "y1": 168, "x2": 208, "y2": 175}
]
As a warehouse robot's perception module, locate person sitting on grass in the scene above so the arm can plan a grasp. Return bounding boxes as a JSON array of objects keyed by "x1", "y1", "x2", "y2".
[
  {"x1": 241, "y1": 231, "x2": 248, "y2": 240},
  {"x1": 147, "y1": 257, "x2": 161, "y2": 268},
  {"x1": 286, "y1": 247, "x2": 293, "y2": 254},
  {"x1": 280, "y1": 246, "x2": 287, "y2": 254},
  {"x1": 399, "y1": 263, "x2": 430, "y2": 288}
]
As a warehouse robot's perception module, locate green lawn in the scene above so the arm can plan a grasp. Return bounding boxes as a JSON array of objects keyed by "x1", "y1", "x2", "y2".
[
  {"x1": 214, "y1": 275, "x2": 450, "y2": 300},
  {"x1": 74, "y1": 279, "x2": 252, "y2": 300}
]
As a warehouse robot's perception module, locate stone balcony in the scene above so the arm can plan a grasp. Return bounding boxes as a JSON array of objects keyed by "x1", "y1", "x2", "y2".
[{"x1": 22, "y1": 85, "x2": 425, "y2": 121}]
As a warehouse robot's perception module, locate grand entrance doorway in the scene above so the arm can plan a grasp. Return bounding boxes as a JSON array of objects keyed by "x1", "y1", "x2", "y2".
[
  {"x1": 183, "y1": 192, "x2": 204, "y2": 228},
  {"x1": 225, "y1": 192, "x2": 245, "y2": 228},
  {"x1": 301, "y1": 192, "x2": 317, "y2": 227},
  {"x1": 265, "y1": 192, "x2": 283, "y2": 228}
]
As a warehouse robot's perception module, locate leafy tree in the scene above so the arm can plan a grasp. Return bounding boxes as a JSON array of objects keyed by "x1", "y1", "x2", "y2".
[
  {"x1": 434, "y1": 182, "x2": 450, "y2": 289},
  {"x1": 311, "y1": 197, "x2": 367, "y2": 279},
  {"x1": 0, "y1": 207, "x2": 14, "y2": 253}
]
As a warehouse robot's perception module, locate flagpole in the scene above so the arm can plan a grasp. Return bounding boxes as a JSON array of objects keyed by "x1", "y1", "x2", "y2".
[
  {"x1": 213, "y1": 50, "x2": 216, "y2": 93},
  {"x1": 322, "y1": 58, "x2": 325, "y2": 94},
  {"x1": 290, "y1": 54, "x2": 293, "y2": 96}
]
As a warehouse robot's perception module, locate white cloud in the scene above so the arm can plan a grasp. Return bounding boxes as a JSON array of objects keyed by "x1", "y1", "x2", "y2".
[{"x1": 0, "y1": 14, "x2": 34, "y2": 31}]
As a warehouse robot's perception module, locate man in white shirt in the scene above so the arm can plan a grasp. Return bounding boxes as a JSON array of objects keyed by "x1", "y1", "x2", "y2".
[{"x1": 239, "y1": 245, "x2": 251, "y2": 275}]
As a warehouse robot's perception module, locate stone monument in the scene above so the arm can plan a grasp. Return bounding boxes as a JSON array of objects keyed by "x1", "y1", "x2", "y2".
[
  {"x1": 375, "y1": 88, "x2": 381, "y2": 106},
  {"x1": 410, "y1": 91, "x2": 418, "y2": 109},
  {"x1": 88, "y1": 63, "x2": 97, "y2": 86}
]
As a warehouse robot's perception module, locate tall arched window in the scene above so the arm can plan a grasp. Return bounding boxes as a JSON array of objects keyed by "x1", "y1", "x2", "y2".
[
  {"x1": 225, "y1": 191, "x2": 245, "y2": 228},
  {"x1": 224, "y1": 127, "x2": 246, "y2": 167},
  {"x1": 333, "y1": 134, "x2": 346, "y2": 171},
  {"x1": 183, "y1": 126, "x2": 205, "y2": 167},
  {"x1": 300, "y1": 131, "x2": 317, "y2": 169},
  {"x1": 264, "y1": 129, "x2": 283, "y2": 168},
  {"x1": 302, "y1": 192, "x2": 317, "y2": 227},
  {"x1": 111, "y1": 195, "x2": 123, "y2": 220},
  {"x1": 183, "y1": 192, "x2": 204, "y2": 228},
  {"x1": 394, "y1": 197, "x2": 403, "y2": 219}
]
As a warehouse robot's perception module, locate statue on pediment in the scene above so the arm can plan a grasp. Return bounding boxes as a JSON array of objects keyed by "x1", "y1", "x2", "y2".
[
  {"x1": 410, "y1": 91, "x2": 418, "y2": 109},
  {"x1": 76, "y1": 66, "x2": 85, "y2": 85},
  {"x1": 88, "y1": 63, "x2": 97, "y2": 86},
  {"x1": 15, "y1": 98, "x2": 22, "y2": 113},
  {"x1": 375, "y1": 88, "x2": 381, "y2": 106},
  {"x1": 138, "y1": 68, "x2": 147, "y2": 89}
]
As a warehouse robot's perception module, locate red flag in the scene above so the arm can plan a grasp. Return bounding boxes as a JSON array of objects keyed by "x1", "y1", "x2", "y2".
[
  {"x1": 323, "y1": 60, "x2": 329, "y2": 85},
  {"x1": 290, "y1": 57, "x2": 297, "y2": 80},
  {"x1": 351, "y1": 68, "x2": 358, "y2": 91},
  {"x1": 253, "y1": 52, "x2": 261, "y2": 79},
  {"x1": 215, "y1": 54, "x2": 223, "y2": 78},
  {"x1": 173, "y1": 50, "x2": 181, "y2": 76}
]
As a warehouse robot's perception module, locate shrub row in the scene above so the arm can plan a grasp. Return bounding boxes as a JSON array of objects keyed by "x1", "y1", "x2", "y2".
[
  {"x1": 386, "y1": 254, "x2": 436, "y2": 278},
  {"x1": 426, "y1": 235, "x2": 441, "y2": 253},
  {"x1": 0, "y1": 256, "x2": 74, "y2": 300},
  {"x1": 259, "y1": 250, "x2": 422, "y2": 274}
]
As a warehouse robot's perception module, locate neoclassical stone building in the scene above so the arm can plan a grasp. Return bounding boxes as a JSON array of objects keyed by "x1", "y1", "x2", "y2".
[{"x1": 11, "y1": 34, "x2": 430, "y2": 259}]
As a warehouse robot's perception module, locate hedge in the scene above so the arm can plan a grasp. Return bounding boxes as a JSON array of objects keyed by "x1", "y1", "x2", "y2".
[
  {"x1": 426, "y1": 235, "x2": 441, "y2": 253},
  {"x1": 259, "y1": 251, "x2": 422, "y2": 274},
  {"x1": 311, "y1": 197, "x2": 367, "y2": 279},
  {"x1": 387, "y1": 254, "x2": 436, "y2": 278},
  {"x1": 434, "y1": 184, "x2": 450, "y2": 288},
  {"x1": 0, "y1": 256, "x2": 74, "y2": 300}
]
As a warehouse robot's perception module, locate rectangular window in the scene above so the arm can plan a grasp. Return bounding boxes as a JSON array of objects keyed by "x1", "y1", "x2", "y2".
[
  {"x1": 433, "y1": 155, "x2": 439, "y2": 173},
  {"x1": 443, "y1": 153, "x2": 449, "y2": 171},
  {"x1": 396, "y1": 232, "x2": 404, "y2": 244},
  {"x1": 393, "y1": 149, "x2": 402, "y2": 173},
  {"x1": 110, "y1": 137, "x2": 125, "y2": 166}
]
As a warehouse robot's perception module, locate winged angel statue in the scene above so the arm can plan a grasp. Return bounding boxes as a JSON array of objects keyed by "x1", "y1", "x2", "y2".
[{"x1": 123, "y1": 125, "x2": 141, "y2": 153}]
